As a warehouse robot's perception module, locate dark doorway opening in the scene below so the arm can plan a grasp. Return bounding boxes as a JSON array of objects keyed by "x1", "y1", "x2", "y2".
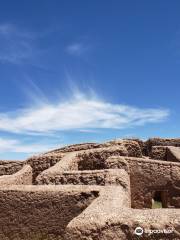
[{"x1": 152, "y1": 191, "x2": 168, "y2": 208}]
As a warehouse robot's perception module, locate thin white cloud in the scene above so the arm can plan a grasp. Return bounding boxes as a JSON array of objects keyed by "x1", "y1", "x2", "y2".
[
  {"x1": 0, "y1": 23, "x2": 35, "y2": 64},
  {"x1": 0, "y1": 23, "x2": 90, "y2": 64},
  {"x1": 0, "y1": 138, "x2": 61, "y2": 154},
  {"x1": 0, "y1": 90, "x2": 169, "y2": 135},
  {"x1": 0, "y1": 23, "x2": 13, "y2": 35},
  {"x1": 66, "y1": 43, "x2": 88, "y2": 56}
]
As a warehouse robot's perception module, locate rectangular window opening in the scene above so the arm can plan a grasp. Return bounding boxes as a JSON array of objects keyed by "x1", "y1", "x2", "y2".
[{"x1": 152, "y1": 191, "x2": 168, "y2": 209}]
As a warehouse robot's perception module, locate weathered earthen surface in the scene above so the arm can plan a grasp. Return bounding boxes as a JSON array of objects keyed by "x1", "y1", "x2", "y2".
[
  {"x1": 26, "y1": 153, "x2": 64, "y2": 182},
  {"x1": 150, "y1": 146, "x2": 167, "y2": 160},
  {"x1": 45, "y1": 143, "x2": 100, "y2": 154},
  {"x1": 0, "y1": 185, "x2": 99, "y2": 240},
  {"x1": 36, "y1": 146, "x2": 129, "y2": 184},
  {"x1": 77, "y1": 146, "x2": 129, "y2": 170},
  {"x1": 0, "y1": 138, "x2": 180, "y2": 239},
  {"x1": 167, "y1": 146, "x2": 180, "y2": 162},
  {"x1": 0, "y1": 165, "x2": 32, "y2": 186},
  {"x1": 45, "y1": 139, "x2": 142, "y2": 157},
  {"x1": 146, "y1": 138, "x2": 180, "y2": 155},
  {"x1": 105, "y1": 155, "x2": 130, "y2": 173},
  {"x1": 66, "y1": 208, "x2": 180, "y2": 240},
  {"x1": 37, "y1": 169, "x2": 130, "y2": 190},
  {"x1": 103, "y1": 155, "x2": 180, "y2": 208},
  {"x1": 104, "y1": 139, "x2": 142, "y2": 157},
  {"x1": 0, "y1": 160, "x2": 24, "y2": 176},
  {"x1": 125, "y1": 138, "x2": 147, "y2": 155}
]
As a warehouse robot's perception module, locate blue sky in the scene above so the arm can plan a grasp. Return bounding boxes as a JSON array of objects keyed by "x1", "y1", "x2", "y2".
[{"x1": 0, "y1": 1, "x2": 180, "y2": 160}]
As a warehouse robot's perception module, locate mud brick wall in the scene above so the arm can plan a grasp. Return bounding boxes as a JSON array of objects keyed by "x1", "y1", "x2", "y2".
[
  {"x1": 66, "y1": 207, "x2": 180, "y2": 240},
  {"x1": 26, "y1": 153, "x2": 64, "y2": 182},
  {"x1": 149, "y1": 146, "x2": 167, "y2": 160},
  {"x1": 77, "y1": 146, "x2": 128, "y2": 170},
  {"x1": 0, "y1": 185, "x2": 99, "y2": 240},
  {"x1": 37, "y1": 169, "x2": 130, "y2": 191},
  {"x1": 167, "y1": 146, "x2": 180, "y2": 162},
  {"x1": 0, "y1": 160, "x2": 24, "y2": 176},
  {"x1": 103, "y1": 156, "x2": 180, "y2": 208},
  {"x1": 36, "y1": 147, "x2": 129, "y2": 184},
  {"x1": 0, "y1": 165, "x2": 32, "y2": 186},
  {"x1": 149, "y1": 145, "x2": 180, "y2": 162},
  {"x1": 145, "y1": 138, "x2": 180, "y2": 155},
  {"x1": 45, "y1": 143, "x2": 100, "y2": 154},
  {"x1": 125, "y1": 157, "x2": 180, "y2": 208},
  {"x1": 65, "y1": 186, "x2": 131, "y2": 240}
]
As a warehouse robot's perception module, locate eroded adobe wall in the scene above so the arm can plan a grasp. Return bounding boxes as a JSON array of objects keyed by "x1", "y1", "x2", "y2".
[
  {"x1": 125, "y1": 138, "x2": 147, "y2": 155},
  {"x1": 0, "y1": 165, "x2": 32, "y2": 186},
  {"x1": 65, "y1": 185, "x2": 131, "y2": 240},
  {"x1": 105, "y1": 156, "x2": 180, "y2": 208},
  {"x1": 77, "y1": 141, "x2": 143, "y2": 171},
  {"x1": 36, "y1": 151, "x2": 80, "y2": 184},
  {"x1": 149, "y1": 146, "x2": 167, "y2": 160},
  {"x1": 44, "y1": 139, "x2": 142, "y2": 157},
  {"x1": 0, "y1": 138, "x2": 179, "y2": 239},
  {"x1": 34, "y1": 139, "x2": 142, "y2": 183},
  {"x1": 118, "y1": 139, "x2": 142, "y2": 157},
  {"x1": 36, "y1": 146, "x2": 131, "y2": 184},
  {"x1": 100, "y1": 139, "x2": 143, "y2": 157},
  {"x1": 44, "y1": 143, "x2": 100, "y2": 155},
  {"x1": 37, "y1": 169, "x2": 130, "y2": 192},
  {"x1": 145, "y1": 138, "x2": 180, "y2": 156},
  {"x1": 0, "y1": 160, "x2": 24, "y2": 176},
  {"x1": 26, "y1": 153, "x2": 64, "y2": 182},
  {"x1": 0, "y1": 185, "x2": 100, "y2": 240},
  {"x1": 66, "y1": 207, "x2": 180, "y2": 240},
  {"x1": 36, "y1": 140, "x2": 180, "y2": 209},
  {"x1": 149, "y1": 145, "x2": 180, "y2": 162},
  {"x1": 77, "y1": 146, "x2": 128, "y2": 170},
  {"x1": 167, "y1": 146, "x2": 180, "y2": 162}
]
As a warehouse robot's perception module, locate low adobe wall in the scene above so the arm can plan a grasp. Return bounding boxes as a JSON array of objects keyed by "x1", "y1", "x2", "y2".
[
  {"x1": 0, "y1": 183, "x2": 178, "y2": 240},
  {"x1": 0, "y1": 138, "x2": 179, "y2": 239},
  {"x1": 0, "y1": 165, "x2": 32, "y2": 186},
  {"x1": 77, "y1": 146, "x2": 128, "y2": 170},
  {"x1": 44, "y1": 140, "x2": 142, "y2": 157},
  {"x1": 149, "y1": 146, "x2": 180, "y2": 162},
  {"x1": 36, "y1": 146, "x2": 129, "y2": 184},
  {"x1": 37, "y1": 169, "x2": 130, "y2": 191},
  {"x1": 167, "y1": 147, "x2": 180, "y2": 162},
  {"x1": 0, "y1": 160, "x2": 24, "y2": 176},
  {"x1": 45, "y1": 142, "x2": 100, "y2": 154},
  {"x1": 65, "y1": 185, "x2": 131, "y2": 240},
  {"x1": 124, "y1": 138, "x2": 147, "y2": 155},
  {"x1": 26, "y1": 153, "x2": 64, "y2": 182},
  {"x1": 66, "y1": 206, "x2": 180, "y2": 239},
  {"x1": 37, "y1": 169, "x2": 130, "y2": 192},
  {"x1": 64, "y1": 177, "x2": 180, "y2": 240},
  {"x1": 37, "y1": 146, "x2": 180, "y2": 209},
  {"x1": 145, "y1": 138, "x2": 180, "y2": 156},
  {"x1": 149, "y1": 146, "x2": 167, "y2": 160},
  {"x1": 103, "y1": 139, "x2": 142, "y2": 157},
  {"x1": 0, "y1": 185, "x2": 100, "y2": 240},
  {"x1": 31, "y1": 140, "x2": 143, "y2": 183},
  {"x1": 105, "y1": 156, "x2": 180, "y2": 208}
]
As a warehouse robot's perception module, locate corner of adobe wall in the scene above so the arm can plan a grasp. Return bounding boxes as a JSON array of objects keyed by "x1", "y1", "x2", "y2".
[{"x1": 0, "y1": 165, "x2": 33, "y2": 186}]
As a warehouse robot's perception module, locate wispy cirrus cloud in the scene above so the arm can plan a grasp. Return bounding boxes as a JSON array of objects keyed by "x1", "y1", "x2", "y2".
[
  {"x1": 0, "y1": 23, "x2": 35, "y2": 64},
  {"x1": 0, "y1": 137, "x2": 61, "y2": 154},
  {"x1": 0, "y1": 23, "x2": 14, "y2": 35},
  {"x1": 0, "y1": 90, "x2": 169, "y2": 135},
  {"x1": 66, "y1": 42, "x2": 89, "y2": 56},
  {"x1": 0, "y1": 23, "x2": 91, "y2": 65}
]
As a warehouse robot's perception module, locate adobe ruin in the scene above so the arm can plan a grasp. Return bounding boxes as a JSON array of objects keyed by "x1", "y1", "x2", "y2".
[{"x1": 0, "y1": 138, "x2": 180, "y2": 239}]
